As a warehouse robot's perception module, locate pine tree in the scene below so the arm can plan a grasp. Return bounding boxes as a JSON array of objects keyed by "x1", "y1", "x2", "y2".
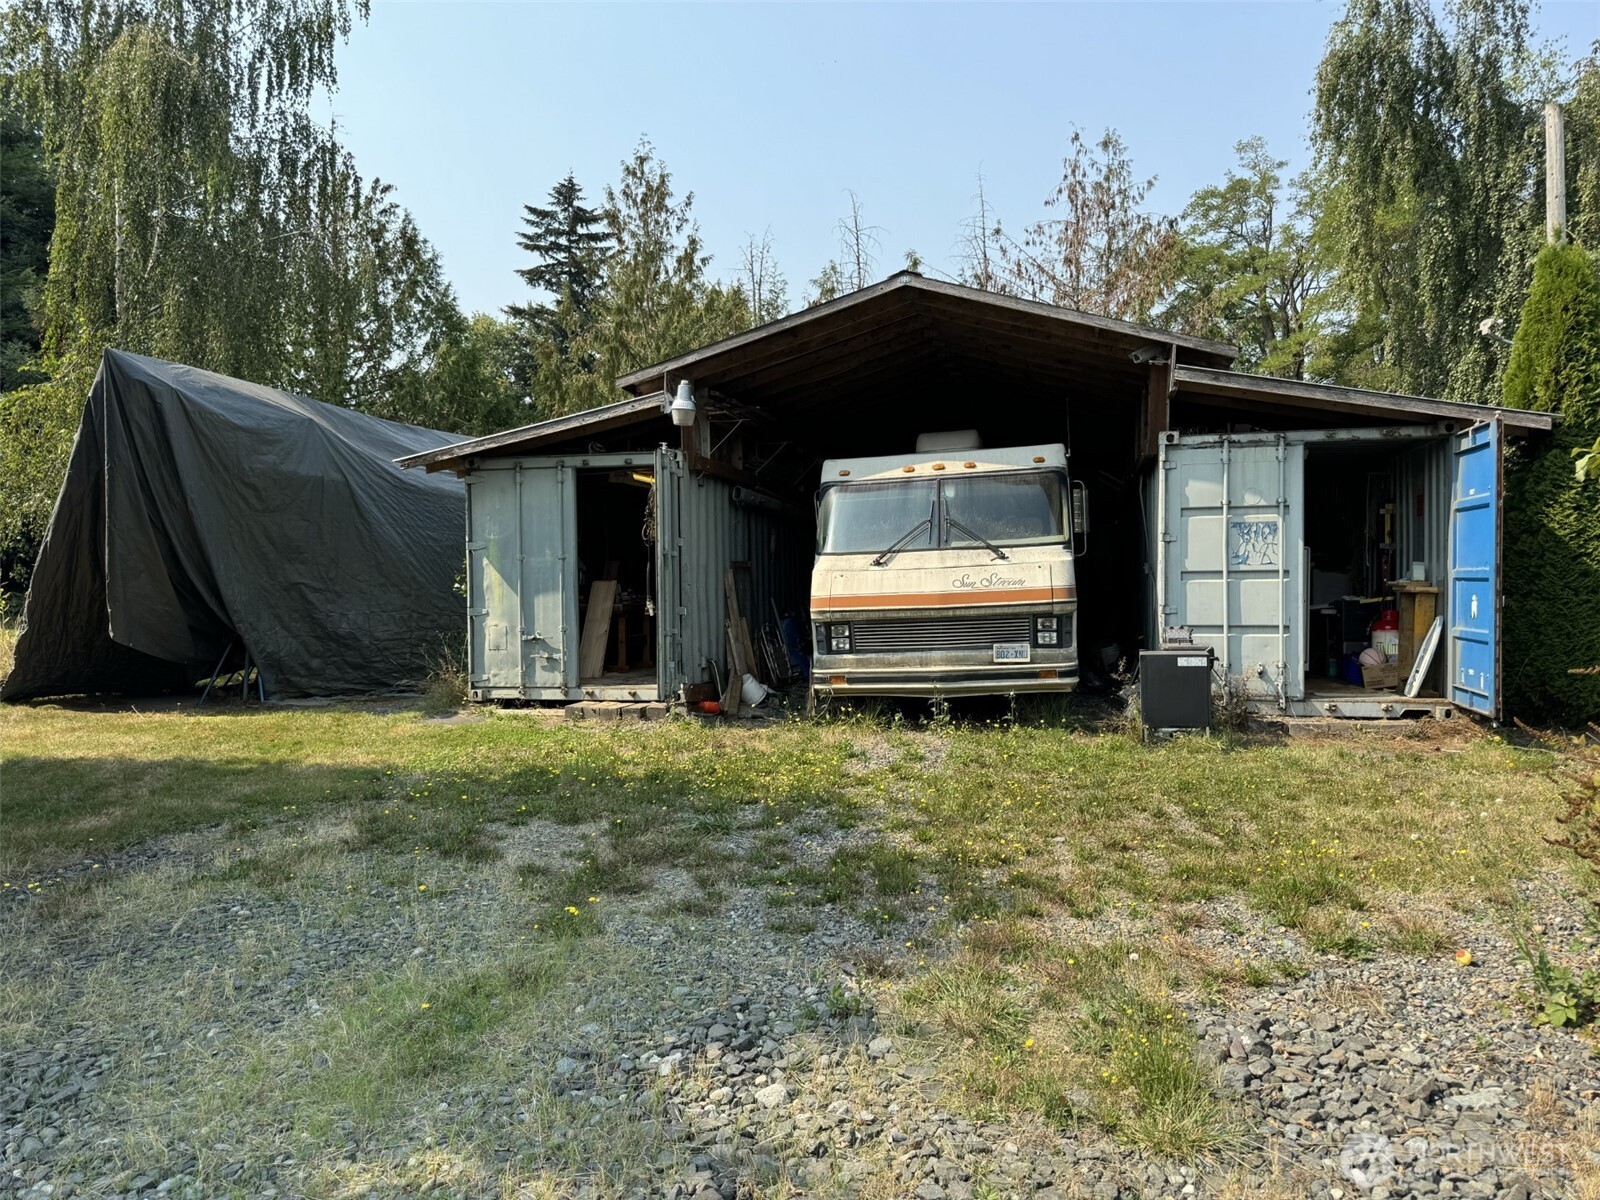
[
  {"x1": 506, "y1": 172, "x2": 609, "y2": 348},
  {"x1": 526, "y1": 142, "x2": 755, "y2": 417}
]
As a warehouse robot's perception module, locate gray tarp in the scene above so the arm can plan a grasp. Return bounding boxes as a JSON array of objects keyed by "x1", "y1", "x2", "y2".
[{"x1": 2, "y1": 350, "x2": 465, "y2": 700}]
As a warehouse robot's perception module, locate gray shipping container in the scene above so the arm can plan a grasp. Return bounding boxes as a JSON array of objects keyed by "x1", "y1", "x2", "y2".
[
  {"x1": 1148, "y1": 422, "x2": 1500, "y2": 720},
  {"x1": 464, "y1": 448, "x2": 804, "y2": 703}
]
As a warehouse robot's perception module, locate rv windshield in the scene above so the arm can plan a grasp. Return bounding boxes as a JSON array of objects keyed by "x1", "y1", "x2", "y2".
[
  {"x1": 942, "y1": 472, "x2": 1066, "y2": 549},
  {"x1": 817, "y1": 480, "x2": 936, "y2": 555},
  {"x1": 818, "y1": 471, "x2": 1067, "y2": 554}
]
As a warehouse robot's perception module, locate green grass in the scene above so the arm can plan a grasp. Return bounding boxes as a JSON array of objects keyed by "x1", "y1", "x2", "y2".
[
  {"x1": 0, "y1": 706, "x2": 860, "y2": 884},
  {"x1": 0, "y1": 700, "x2": 1575, "y2": 1175},
  {"x1": 3, "y1": 706, "x2": 1563, "y2": 916}
]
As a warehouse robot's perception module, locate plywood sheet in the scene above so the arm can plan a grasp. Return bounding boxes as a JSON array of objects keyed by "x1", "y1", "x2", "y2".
[{"x1": 579, "y1": 580, "x2": 618, "y2": 681}]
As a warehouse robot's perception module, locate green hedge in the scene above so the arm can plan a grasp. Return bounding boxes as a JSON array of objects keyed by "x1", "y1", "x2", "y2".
[{"x1": 1502, "y1": 242, "x2": 1600, "y2": 727}]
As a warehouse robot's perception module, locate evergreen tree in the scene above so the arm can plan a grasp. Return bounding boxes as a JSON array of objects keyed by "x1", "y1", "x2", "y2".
[
  {"x1": 505, "y1": 172, "x2": 608, "y2": 350},
  {"x1": 805, "y1": 261, "x2": 848, "y2": 307},
  {"x1": 1501, "y1": 242, "x2": 1600, "y2": 725},
  {"x1": 530, "y1": 141, "x2": 754, "y2": 416}
]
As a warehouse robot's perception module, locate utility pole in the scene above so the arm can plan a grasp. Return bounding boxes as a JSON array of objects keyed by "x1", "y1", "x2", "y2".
[{"x1": 1545, "y1": 102, "x2": 1567, "y2": 244}]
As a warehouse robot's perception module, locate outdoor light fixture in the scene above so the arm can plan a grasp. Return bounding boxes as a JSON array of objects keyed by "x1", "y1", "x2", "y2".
[
  {"x1": 1477, "y1": 316, "x2": 1514, "y2": 345},
  {"x1": 669, "y1": 380, "x2": 697, "y2": 427}
]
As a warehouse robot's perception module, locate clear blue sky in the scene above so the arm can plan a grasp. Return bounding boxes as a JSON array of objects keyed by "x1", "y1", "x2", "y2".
[{"x1": 324, "y1": 1, "x2": 1600, "y2": 320}]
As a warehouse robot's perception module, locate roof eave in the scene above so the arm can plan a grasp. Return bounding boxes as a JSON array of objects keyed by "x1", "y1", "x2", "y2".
[
  {"x1": 614, "y1": 273, "x2": 1239, "y2": 395},
  {"x1": 1171, "y1": 365, "x2": 1557, "y2": 432},
  {"x1": 394, "y1": 393, "x2": 668, "y2": 472}
]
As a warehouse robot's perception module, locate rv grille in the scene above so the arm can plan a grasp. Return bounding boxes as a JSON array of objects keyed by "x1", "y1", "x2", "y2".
[{"x1": 849, "y1": 614, "x2": 1034, "y2": 653}]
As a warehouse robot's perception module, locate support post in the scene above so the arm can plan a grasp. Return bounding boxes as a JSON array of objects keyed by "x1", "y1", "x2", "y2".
[{"x1": 1545, "y1": 102, "x2": 1567, "y2": 244}]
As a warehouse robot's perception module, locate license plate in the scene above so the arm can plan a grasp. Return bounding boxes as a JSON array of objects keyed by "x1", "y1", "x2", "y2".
[{"x1": 993, "y1": 643, "x2": 1031, "y2": 663}]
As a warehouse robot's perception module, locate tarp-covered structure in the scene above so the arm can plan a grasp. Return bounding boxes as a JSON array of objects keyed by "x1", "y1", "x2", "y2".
[{"x1": 2, "y1": 350, "x2": 466, "y2": 700}]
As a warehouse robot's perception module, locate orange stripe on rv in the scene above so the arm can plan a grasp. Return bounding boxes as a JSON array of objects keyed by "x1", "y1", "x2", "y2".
[{"x1": 811, "y1": 586, "x2": 1075, "y2": 612}]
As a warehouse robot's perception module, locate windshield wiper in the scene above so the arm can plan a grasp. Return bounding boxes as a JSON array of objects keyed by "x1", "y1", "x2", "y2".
[
  {"x1": 944, "y1": 515, "x2": 1009, "y2": 561},
  {"x1": 870, "y1": 518, "x2": 933, "y2": 567}
]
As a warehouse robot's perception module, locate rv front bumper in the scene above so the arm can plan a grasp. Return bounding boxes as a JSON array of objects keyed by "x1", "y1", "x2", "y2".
[{"x1": 811, "y1": 656, "x2": 1079, "y2": 698}]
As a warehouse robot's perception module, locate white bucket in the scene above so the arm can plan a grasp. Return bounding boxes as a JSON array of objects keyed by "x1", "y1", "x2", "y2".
[{"x1": 740, "y1": 674, "x2": 770, "y2": 707}]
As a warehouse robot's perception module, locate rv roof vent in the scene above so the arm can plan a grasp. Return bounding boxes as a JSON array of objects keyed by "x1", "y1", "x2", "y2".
[{"x1": 916, "y1": 429, "x2": 982, "y2": 452}]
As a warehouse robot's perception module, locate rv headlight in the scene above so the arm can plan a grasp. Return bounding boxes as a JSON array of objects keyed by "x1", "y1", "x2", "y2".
[
  {"x1": 1035, "y1": 615, "x2": 1060, "y2": 646},
  {"x1": 829, "y1": 623, "x2": 852, "y2": 653}
]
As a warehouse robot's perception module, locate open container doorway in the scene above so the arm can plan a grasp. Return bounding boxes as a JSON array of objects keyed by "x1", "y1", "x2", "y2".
[
  {"x1": 465, "y1": 451, "x2": 667, "y2": 703},
  {"x1": 1153, "y1": 421, "x2": 1500, "y2": 719},
  {"x1": 573, "y1": 466, "x2": 658, "y2": 693},
  {"x1": 463, "y1": 447, "x2": 812, "y2": 704}
]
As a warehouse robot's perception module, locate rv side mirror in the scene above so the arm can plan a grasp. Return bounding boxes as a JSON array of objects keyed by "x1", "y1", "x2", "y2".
[{"x1": 1071, "y1": 480, "x2": 1089, "y2": 558}]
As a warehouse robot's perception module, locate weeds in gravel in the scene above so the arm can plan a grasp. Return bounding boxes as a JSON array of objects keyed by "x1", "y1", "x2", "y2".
[
  {"x1": 1301, "y1": 910, "x2": 1378, "y2": 959},
  {"x1": 1511, "y1": 914, "x2": 1600, "y2": 1028},
  {"x1": 1250, "y1": 864, "x2": 1365, "y2": 929},
  {"x1": 2, "y1": 702, "x2": 1585, "y2": 1189},
  {"x1": 752, "y1": 840, "x2": 923, "y2": 923},
  {"x1": 283, "y1": 951, "x2": 571, "y2": 1128},
  {"x1": 1382, "y1": 913, "x2": 1450, "y2": 956},
  {"x1": 899, "y1": 920, "x2": 1233, "y2": 1158}
]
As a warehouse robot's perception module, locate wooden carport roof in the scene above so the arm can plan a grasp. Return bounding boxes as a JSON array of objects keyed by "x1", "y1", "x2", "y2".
[
  {"x1": 396, "y1": 273, "x2": 1554, "y2": 474},
  {"x1": 614, "y1": 272, "x2": 1237, "y2": 416},
  {"x1": 1171, "y1": 365, "x2": 1556, "y2": 433}
]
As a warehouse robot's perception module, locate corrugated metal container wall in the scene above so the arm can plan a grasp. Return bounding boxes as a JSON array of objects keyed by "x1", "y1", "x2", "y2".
[
  {"x1": 657, "y1": 451, "x2": 811, "y2": 699},
  {"x1": 465, "y1": 460, "x2": 576, "y2": 700},
  {"x1": 661, "y1": 458, "x2": 729, "y2": 696},
  {"x1": 1156, "y1": 433, "x2": 1306, "y2": 704},
  {"x1": 735, "y1": 489, "x2": 811, "y2": 636}
]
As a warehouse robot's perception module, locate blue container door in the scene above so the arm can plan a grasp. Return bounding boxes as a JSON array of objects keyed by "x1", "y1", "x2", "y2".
[{"x1": 1448, "y1": 421, "x2": 1501, "y2": 716}]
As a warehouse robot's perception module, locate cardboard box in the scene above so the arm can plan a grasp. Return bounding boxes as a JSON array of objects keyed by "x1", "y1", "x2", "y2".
[{"x1": 1362, "y1": 661, "x2": 1400, "y2": 690}]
